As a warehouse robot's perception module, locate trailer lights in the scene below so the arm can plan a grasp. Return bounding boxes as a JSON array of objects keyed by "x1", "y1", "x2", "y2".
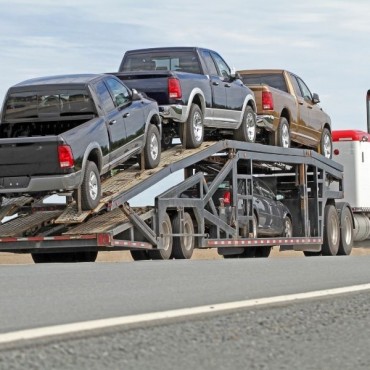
[
  {"x1": 58, "y1": 145, "x2": 74, "y2": 168},
  {"x1": 333, "y1": 149, "x2": 339, "y2": 156}
]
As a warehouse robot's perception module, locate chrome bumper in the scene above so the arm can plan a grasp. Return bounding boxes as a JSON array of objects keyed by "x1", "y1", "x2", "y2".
[
  {"x1": 256, "y1": 114, "x2": 275, "y2": 131},
  {"x1": 159, "y1": 104, "x2": 189, "y2": 122}
]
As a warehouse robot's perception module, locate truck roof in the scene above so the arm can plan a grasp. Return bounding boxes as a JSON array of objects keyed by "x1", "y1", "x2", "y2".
[
  {"x1": 238, "y1": 69, "x2": 285, "y2": 74},
  {"x1": 124, "y1": 46, "x2": 214, "y2": 54}
]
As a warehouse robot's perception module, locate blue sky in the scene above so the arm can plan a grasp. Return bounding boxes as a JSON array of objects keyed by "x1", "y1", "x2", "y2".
[{"x1": 1, "y1": 0, "x2": 369, "y2": 130}]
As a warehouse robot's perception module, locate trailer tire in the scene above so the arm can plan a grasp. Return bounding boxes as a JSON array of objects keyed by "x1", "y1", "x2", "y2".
[
  {"x1": 233, "y1": 106, "x2": 256, "y2": 143},
  {"x1": 337, "y1": 206, "x2": 353, "y2": 255},
  {"x1": 130, "y1": 250, "x2": 150, "y2": 261},
  {"x1": 322, "y1": 204, "x2": 340, "y2": 256},
  {"x1": 81, "y1": 161, "x2": 101, "y2": 211},
  {"x1": 143, "y1": 124, "x2": 161, "y2": 169},
  {"x1": 149, "y1": 213, "x2": 173, "y2": 260},
  {"x1": 172, "y1": 212, "x2": 195, "y2": 259},
  {"x1": 180, "y1": 104, "x2": 203, "y2": 149}
]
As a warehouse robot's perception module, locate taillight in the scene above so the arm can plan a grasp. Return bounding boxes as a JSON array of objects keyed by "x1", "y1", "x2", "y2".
[
  {"x1": 168, "y1": 77, "x2": 182, "y2": 99},
  {"x1": 58, "y1": 145, "x2": 74, "y2": 168},
  {"x1": 223, "y1": 191, "x2": 231, "y2": 205},
  {"x1": 262, "y1": 91, "x2": 274, "y2": 110}
]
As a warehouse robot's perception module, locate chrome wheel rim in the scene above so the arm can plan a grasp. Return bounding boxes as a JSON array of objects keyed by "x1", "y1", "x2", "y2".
[
  {"x1": 183, "y1": 220, "x2": 193, "y2": 251},
  {"x1": 162, "y1": 218, "x2": 171, "y2": 251},
  {"x1": 323, "y1": 132, "x2": 332, "y2": 158},
  {"x1": 150, "y1": 133, "x2": 159, "y2": 160},
  {"x1": 281, "y1": 124, "x2": 290, "y2": 148},
  {"x1": 284, "y1": 219, "x2": 292, "y2": 237},
  {"x1": 89, "y1": 172, "x2": 98, "y2": 200},
  {"x1": 330, "y1": 214, "x2": 339, "y2": 245},
  {"x1": 343, "y1": 215, "x2": 352, "y2": 245},
  {"x1": 246, "y1": 112, "x2": 256, "y2": 142},
  {"x1": 193, "y1": 111, "x2": 203, "y2": 143}
]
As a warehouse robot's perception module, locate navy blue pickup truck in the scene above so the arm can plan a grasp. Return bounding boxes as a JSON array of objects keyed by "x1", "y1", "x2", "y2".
[
  {"x1": 114, "y1": 47, "x2": 257, "y2": 148},
  {"x1": 0, "y1": 74, "x2": 161, "y2": 210}
]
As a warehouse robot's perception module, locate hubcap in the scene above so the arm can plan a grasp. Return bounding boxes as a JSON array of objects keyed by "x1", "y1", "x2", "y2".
[
  {"x1": 330, "y1": 214, "x2": 339, "y2": 245},
  {"x1": 284, "y1": 219, "x2": 292, "y2": 237},
  {"x1": 193, "y1": 111, "x2": 203, "y2": 142},
  {"x1": 183, "y1": 221, "x2": 193, "y2": 251},
  {"x1": 150, "y1": 133, "x2": 159, "y2": 160},
  {"x1": 89, "y1": 171, "x2": 98, "y2": 200},
  {"x1": 343, "y1": 214, "x2": 352, "y2": 245},
  {"x1": 246, "y1": 113, "x2": 256, "y2": 142},
  {"x1": 281, "y1": 124, "x2": 290, "y2": 148},
  {"x1": 162, "y1": 219, "x2": 171, "y2": 251},
  {"x1": 323, "y1": 133, "x2": 332, "y2": 158}
]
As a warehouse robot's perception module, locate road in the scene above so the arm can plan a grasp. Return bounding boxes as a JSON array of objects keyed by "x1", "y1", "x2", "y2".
[{"x1": 1, "y1": 255, "x2": 370, "y2": 369}]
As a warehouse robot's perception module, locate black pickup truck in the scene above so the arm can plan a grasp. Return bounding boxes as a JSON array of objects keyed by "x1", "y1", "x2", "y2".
[
  {"x1": 113, "y1": 47, "x2": 257, "y2": 148},
  {"x1": 0, "y1": 74, "x2": 161, "y2": 210}
]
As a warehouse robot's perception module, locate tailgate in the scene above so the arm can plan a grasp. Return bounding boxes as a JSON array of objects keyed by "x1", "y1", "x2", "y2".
[{"x1": 0, "y1": 136, "x2": 62, "y2": 177}]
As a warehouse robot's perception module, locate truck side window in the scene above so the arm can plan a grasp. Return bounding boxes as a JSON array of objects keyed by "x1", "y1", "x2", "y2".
[
  {"x1": 289, "y1": 74, "x2": 303, "y2": 98},
  {"x1": 211, "y1": 52, "x2": 231, "y2": 80},
  {"x1": 105, "y1": 78, "x2": 131, "y2": 107},
  {"x1": 201, "y1": 51, "x2": 218, "y2": 76},
  {"x1": 297, "y1": 77, "x2": 313, "y2": 102},
  {"x1": 96, "y1": 81, "x2": 115, "y2": 113}
]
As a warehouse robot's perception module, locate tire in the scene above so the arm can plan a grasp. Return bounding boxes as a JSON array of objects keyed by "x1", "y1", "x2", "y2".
[
  {"x1": 172, "y1": 212, "x2": 195, "y2": 259},
  {"x1": 319, "y1": 127, "x2": 332, "y2": 159},
  {"x1": 321, "y1": 204, "x2": 340, "y2": 256},
  {"x1": 337, "y1": 207, "x2": 353, "y2": 255},
  {"x1": 81, "y1": 161, "x2": 101, "y2": 211},
  {"x1": 274, "y1": 117, "x2": 290, "y2": 148},
  {"x1": 31, "y1": 250, "x2": 98, "y2": 263},
  {"x1": 143, "y1": 124, "x2": 161, "y2": 169},
  {"x1": 149, "y1": 213, "x2": 173, "y2": 260},
  {"x1": 233, "y1": 106, "x2": 256, "y2": 143},
  {"x1": 283, "y1": 216, "x2": 293, "y2": 237},
  {"x1": 180, "y1": 104, "x2": 203, "y2": 149},
  {"x1": 130, "y1": 250, "x2": 150, "y2": 261}
]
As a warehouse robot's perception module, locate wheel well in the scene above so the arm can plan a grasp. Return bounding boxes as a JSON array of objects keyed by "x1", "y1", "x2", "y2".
[
  {"x1": 280, "y1": 109, "x2": 290, "y2": 124},
  {"x1": 192, "y1": 94, "x2": 203, "y2": 112},
  {"x1": 150, "y1": 113, "x2": 161, "y2": 127},
  {"x1": 323, "y1": 123, "x2": 331, "y2": 132},
  {"x1": 87, "y1": 149, "x2": 102, "y2": 172},
  {"x1": 247, "y1": 100, "x2": 256, "y2": 112}
]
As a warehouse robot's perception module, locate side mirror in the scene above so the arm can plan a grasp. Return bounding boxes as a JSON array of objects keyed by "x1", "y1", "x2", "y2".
[
  {"x1": 312, "y1": 93, "x2": 320, "y2": 104},
  {"x1": 131, "y1": 88, "x2": 142, "y2": 101},
  {"x1": 230, "y1": 67, "x2": 241, "y2": 81},
  {"x1": 276, "y1": 194, "x2": 284, "y2": 201}
]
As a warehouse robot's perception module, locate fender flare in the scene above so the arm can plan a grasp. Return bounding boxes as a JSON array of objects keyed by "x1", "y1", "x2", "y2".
[
  {"x1": 236, "y1": 94, "x2": 257, "y2": 129},
  {"x1": 78, "y1": 143, "x2": 104, "y2": 186},
  {"x1": 184, "y1": 88, "x2": 206, "y2": 121},
  {"x1": 143, "y1": 109, "x2": 162, "y2": 146}
]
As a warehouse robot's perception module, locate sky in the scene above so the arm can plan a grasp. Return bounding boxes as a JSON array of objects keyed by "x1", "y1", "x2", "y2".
[{"x1": 0, "y1": 0, "x2": 369, "y2": 205}]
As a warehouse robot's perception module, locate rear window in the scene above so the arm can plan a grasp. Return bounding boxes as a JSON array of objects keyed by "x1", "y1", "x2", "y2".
[
  {"x1": 241, "y1": 73, "x2": 288, "y2": 93},
  {"x1": 121, "y1": 51, "x2": 201, "y2": 74},
  {"x1": 4, "y1": 89, "x2": 95, "y2": 120}
]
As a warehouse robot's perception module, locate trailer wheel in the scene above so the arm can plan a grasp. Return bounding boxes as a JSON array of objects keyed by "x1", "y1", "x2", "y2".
[
  {"x1": 337, "y1": 206, "x2": 353, "y2": 255},
  {"x1": 81, "y1": 161, "x2": 101, "y2": 211},
  {"x1": 149, "y1": 213, "x2": 173, "y2": 260},
  {"x1": 318, "y1": 128, "x2": 332, "y2": 159},
  {"x1": 130, "y1": 250, "x2": 150, "y2": 261},
  {"x1": 233, "y1": 106, "x2": 256, "y2": 143},
  {"x1": 322, "y1": 204, "x2": 340, "y2": 256},
  {"x1": 172, "y1": 212, "x2": 195, "y2": 259},
  {"x1": 180, "y1": 104, "x2": 203, "y2": 149},
  {"x1": 143, "y1": 124, "x2": 161, "y2": 169}
]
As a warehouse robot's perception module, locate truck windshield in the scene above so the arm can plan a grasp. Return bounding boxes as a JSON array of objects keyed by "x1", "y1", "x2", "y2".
[
  {"x1": 121, "y1": 51, "x2": 201, "y2": 74},
  {"x1": 241, "y1": 73, "x2": 288, "y2": 93},
  {"x1": 4, "y1": 89, "x2": 95, "y2": 120}
]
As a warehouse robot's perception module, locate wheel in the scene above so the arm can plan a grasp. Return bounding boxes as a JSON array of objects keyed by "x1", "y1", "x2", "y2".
[
  {"x1": 31, "y1": 250, "x2": 98, "y2": 263},
  {"x1": 172, "y1": 212, "x2": 195, "y2": 259},
  {"x1": 143, "y1": 124, "x2": 161, "y2": 169},
  {"x1": 81, "y1": 161, "x2": 101, "y2": 210},
  {"x1": 180, "y1": 104, "x2": 203, "y2": 148},
  {"x1": 337, "y1": 207, "x2": 353, "y2": 255},
  {"x1": 274, "y1": 117, "x2": 290, "y2": 148},
  {"x1": 148, "y1": 213, "x2": 173, "y2": 260},
  {"x1": 130, "y1": 250, "x2": 150, "y2": 261},
  {"x1": 283, "y1": 216, "x2": 293, "y2": 237},
  {"x1": 319, "y1": 127, "x2": 332, "y2": 159},
  {"x1": 321, "y1": 204, "x2": 340, "y2": 256},
  {"x1": 233, "y1": 106, "x2": 256, "y2": 143}
]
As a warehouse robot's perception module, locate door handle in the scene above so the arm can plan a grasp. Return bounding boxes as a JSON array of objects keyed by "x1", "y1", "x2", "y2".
[
  {"x1": 308, "y1": 106, "x2": 313, "y2": 109},
  {"x1": 212, "y1": 81, "x2": 219, "y2": 86},
  {"x1": 298, "y1": 102, "x2": 304, "y2": 105},
  {"x1": 225, "y1": 83, "x2": 231, "y2": 88},
  {"x1": 109, "y1": 119, "x2": 117, "y2": 125},
  {"x1": 123, "y1": 113, "x2": 130, "y2": 118}
]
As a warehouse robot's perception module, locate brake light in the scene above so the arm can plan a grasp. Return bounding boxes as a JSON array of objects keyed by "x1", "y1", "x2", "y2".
[
  {"x1": 262, "y1": 91, "x2": 274, "y2": 110},
  {"x1": 58, "y1": 145, "x2": 74, "y2": 168},
  {"x1": 223, "y1": 191, "x2": 231, "y2": 205},
  {"x1": 168, "y1": 77, "x2": 182, "y2": 99}
]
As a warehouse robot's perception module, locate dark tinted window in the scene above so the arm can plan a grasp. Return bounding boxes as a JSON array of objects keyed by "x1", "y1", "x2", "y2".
[
  {"x1": 4, "y1": 89, "x2": 94, "y2": 120},
  {"x1": 201, "y1": 51, "x2": 218, "y2": 76},
  {"x1": 95, "y1": 81, "x2": 115, "y2": 112},
  {"x1": 211, "y1": 52, "x2": 231, "y2": 79},
  {"x1": 241, "y1": 73, "x2": 288, "y2": 93},
  {"x1": 105, "y1": 78, "x2": 131, "y2": 107},
  {"x1": 121, "y1": 51, "x2": 201, "y2": 74}
]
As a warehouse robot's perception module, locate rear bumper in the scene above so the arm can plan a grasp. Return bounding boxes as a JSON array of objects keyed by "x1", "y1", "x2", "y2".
[
  {"x1": 0, "y1": 171, "x2": 82, "y2": 195},
  {"x1": 256, "y1": 114, "x2": 275, "y2": 131},
  {"x1": 159, "y1": 104, "x2": 189, "y2": 122}
]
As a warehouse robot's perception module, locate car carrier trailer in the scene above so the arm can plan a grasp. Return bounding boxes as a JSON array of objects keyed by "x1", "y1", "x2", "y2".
[{"x1": 0, "y1": 140, "x2": 353, "y2": 263}]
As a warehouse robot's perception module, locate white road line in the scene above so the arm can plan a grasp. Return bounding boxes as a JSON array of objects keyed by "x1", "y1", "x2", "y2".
[{"x1": 1, "y1": 283, "x2": 370, "y2": 345}]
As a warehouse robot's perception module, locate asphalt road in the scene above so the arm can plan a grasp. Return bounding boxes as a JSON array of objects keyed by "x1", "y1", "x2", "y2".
[{"x1": 1, "y1": 256, "x2": 370, "y2": 369}]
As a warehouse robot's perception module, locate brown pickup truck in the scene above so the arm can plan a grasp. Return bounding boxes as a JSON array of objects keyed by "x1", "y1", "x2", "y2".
[{"x1": 238, "y1": 69, "x2": 332, "y2": 158}]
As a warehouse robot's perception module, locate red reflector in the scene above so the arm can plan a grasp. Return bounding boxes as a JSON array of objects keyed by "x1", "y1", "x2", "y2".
[
  {"x1": 58, "y1": 145, "x2": 74, "y2": 168},
  {"x1": 223, "y1": 191, "x2": 231, "y2": 205},
  {"x1": 333, "y1": 149, "x2": 339, "y2": 156},
  {"x1": 262, "y1": 91, "x2": 274, "y2": 110},
  {"x1": 168, "y1": 77, "x2": 182, "y2": 99}
]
